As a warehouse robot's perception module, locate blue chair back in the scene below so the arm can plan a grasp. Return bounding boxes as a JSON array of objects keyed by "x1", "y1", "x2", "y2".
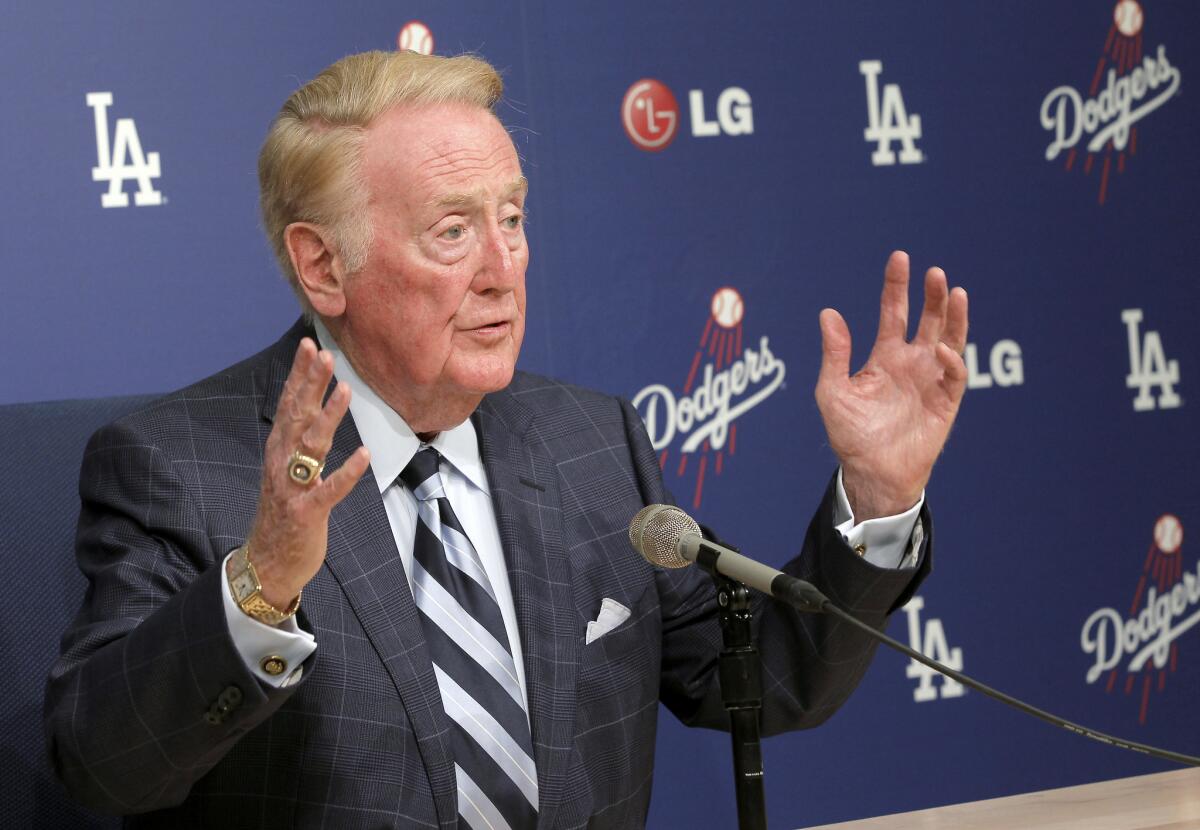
[{"x1": 0, "y1": 395, "x2": 155, "y2": 829}]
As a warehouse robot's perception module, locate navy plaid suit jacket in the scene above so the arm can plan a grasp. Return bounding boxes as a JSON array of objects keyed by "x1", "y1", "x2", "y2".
[{"x1": 45, "y1": 320, "x2": 930, "y2": 828}]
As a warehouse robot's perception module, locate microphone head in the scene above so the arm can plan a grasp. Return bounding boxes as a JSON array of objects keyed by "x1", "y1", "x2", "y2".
[{"x1": 628, "y1": 504, "x2": 701, "y2": 568}]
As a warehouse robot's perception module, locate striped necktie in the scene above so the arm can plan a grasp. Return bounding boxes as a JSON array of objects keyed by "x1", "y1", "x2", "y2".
[{"x1": 400, "y1": 448, "x2": 538, "y2": 830}]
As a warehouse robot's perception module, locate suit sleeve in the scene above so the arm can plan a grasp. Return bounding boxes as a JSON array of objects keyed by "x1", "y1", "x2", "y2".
[
  {"x1": 43, "y1": 420, "x2": 310, "y2": 814},
  {"x1": 617, "y1": 398, "x2": 931, "y2": 736}
]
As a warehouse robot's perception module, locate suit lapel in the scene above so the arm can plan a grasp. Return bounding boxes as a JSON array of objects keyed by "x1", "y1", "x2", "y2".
[
  {"x1": 476, "y1": 387, "x2": 579, "y2": 830},
  {"x1": 257, "y1": 322, "x2": 458, "y2": 829}
]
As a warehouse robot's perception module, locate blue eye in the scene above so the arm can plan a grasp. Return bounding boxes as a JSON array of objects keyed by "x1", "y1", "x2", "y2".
[{"x1": 442, "y1": 224, "x2": 466, "y2": 241}]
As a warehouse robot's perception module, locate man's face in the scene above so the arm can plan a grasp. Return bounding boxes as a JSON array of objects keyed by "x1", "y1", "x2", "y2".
[{"x1": 337, "y1": 102, "x2": 528, "y2": 430}]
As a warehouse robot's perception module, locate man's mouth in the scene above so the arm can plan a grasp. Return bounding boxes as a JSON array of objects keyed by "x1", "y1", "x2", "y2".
[{"x1": 463, "y1": 319, "x2": 511, "y2": 337}]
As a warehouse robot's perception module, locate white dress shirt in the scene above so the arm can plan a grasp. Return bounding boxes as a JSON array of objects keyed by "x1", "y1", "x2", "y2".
[
  {"x1": 834, "y1": 469, "x2": 924, "y2": 570},
  {"x1": 222, "y1": 323, "x2": 923, "y2": 688}
]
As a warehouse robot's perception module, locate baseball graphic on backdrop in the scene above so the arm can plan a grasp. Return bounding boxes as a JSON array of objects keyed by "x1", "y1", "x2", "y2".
[
  {"x1": 710, "y1": 287, "x2": 745, "y2": 329},
  {"x1": 1113, "y1": 1, "x2": 1144, "y2": 37},
  {"x1": 1154, "y1": 514, "x2": 1183, "y2": 554},
  {"x1": 398, "y1": 20, "x2": 434, "y2": 55}
]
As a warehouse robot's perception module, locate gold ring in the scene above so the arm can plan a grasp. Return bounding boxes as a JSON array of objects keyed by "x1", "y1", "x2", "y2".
[{"x1": 287, "y1": 450, "x2": 325, "y2": 485}]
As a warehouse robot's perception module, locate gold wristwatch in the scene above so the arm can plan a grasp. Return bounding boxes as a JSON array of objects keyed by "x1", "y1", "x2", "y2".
[{"x1": 227, "y1": 545, "x2": 301, "y2": 626}]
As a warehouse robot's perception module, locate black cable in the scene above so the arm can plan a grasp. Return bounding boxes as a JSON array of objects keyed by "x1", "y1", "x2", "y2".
[
  {"x1": 627, "y1": 504, "x2": 1200, "y2": 767},
  {"x1": 817, "y1": 598, "x2": 1200, "y2": 767}
]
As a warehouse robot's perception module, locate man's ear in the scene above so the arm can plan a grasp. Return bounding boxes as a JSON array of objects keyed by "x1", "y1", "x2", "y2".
[{"x1": 284, "y1": 222, "x2": 347, "y2": 317}]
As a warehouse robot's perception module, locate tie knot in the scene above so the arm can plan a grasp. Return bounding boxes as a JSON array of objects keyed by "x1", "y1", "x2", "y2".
[{"x1": 400, "y1": 448, "x2": 444, "y2": 500}]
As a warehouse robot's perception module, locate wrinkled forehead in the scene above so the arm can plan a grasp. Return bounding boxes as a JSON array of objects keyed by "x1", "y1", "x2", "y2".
[{"x1": 362, "y1": 103, "x2": 524, "y2": 201}]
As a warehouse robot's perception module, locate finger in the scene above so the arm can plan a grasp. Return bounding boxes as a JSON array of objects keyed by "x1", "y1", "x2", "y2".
[
  {"x1": 277, "y1": 338, "x2": 324, "y2": 427},
  {"x1": 936, "y1": 342, "x2": 969, "y2": 402},
  {"x1": 817, "y1": 308, "x2": 852, "y2": 388},
  {"x1": 875, "y1": 250, "x2": 911, "y2": 344},
  {"x1": 265, "y1": 340, "x2": 318, "y2": 468},
  {"x1": 277, "y1": 338, "x2": 317, "y2": 414},
  {"x1": 298, "y1": 381, "x2": 352, "y2": 459},
  {"x1": 283, "y1": 347, "x2": 337, "y2": 459},
  {"x1": 941, "y1": 287, "x2": 969, "y2": 355},
  {"x1": 313, "y1": 446, "x2": 371, "y2": 511},
  {"x1": 914, "y1": 267, "x2": 949, "y2": 345},
  {"x1": 297, "y1": 348, "x2": 336, "y2": 416}
]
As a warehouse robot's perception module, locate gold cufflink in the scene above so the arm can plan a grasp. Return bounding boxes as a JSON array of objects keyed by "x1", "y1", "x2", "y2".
[
  {"x1": 261, "y1": 655, "x2": 288, "y2": 676},
  {"x1": 853, "y1": 544, "x2": 867, "y2": 557}
]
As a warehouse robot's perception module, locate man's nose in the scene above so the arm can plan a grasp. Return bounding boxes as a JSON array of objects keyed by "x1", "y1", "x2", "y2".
[{"x1": 473, "y1": 223, "x2": 517, "y2": 292}]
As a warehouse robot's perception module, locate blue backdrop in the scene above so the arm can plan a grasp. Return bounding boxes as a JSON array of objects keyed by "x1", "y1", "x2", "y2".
[{"x1": 3, "y1": 2, "x2": 1197, "y2": 827}]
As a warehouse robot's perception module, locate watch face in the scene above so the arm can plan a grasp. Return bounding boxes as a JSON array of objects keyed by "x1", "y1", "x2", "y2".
[{"x1": 231, "y1": 572, "x2": 258, "y2": 599}]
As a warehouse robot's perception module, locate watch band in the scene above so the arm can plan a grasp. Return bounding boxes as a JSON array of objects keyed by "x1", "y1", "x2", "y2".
[{"x1": 226, "y1": 545, "x2": 301, "y2": 626}]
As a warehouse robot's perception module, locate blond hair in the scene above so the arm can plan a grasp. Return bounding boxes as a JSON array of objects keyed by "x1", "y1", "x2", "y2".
[{"x1": 258, "y1": 50, "x2": 504, "y2": 310}]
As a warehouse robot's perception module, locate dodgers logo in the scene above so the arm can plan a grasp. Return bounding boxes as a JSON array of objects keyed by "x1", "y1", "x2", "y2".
[
  {"x1": 901, "y1": 596, "x2": 965, "y2": 702},
  {"x1": 1039, "y1": 1, "x2": 1181, "y2": 204},
  {"x1": 859, "y1": 60, "x2": 923, "y2": 166},
  {"x1": 1080, "y1": 514, "x2": 1195, "y2": 724},
  {"x1": 1123, "y1": 308, "x2": 1181, "y2": 411},
  {"x1": 87, "y1": 92, "x2": 163, "y2": 208},
  {"x1": 632, "y1": 287, "x2": 785, "y2": 509}
]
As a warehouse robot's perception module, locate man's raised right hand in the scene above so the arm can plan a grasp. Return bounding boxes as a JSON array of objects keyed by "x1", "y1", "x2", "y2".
[{"x1": 245, "y1": 337, "x2": 370, "y2": 611}]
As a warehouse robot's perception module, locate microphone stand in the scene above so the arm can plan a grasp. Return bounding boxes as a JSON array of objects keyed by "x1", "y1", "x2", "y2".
[
  {"x1": 702, "y1": 548, "x2": 768, "y2": 830},
  {"x1": 630, "y1": 503, "x2": 1200, "y2": 770}
]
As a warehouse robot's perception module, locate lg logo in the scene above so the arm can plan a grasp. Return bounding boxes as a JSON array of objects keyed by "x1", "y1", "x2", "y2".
[
  {"x1": 621, "y1": 80, "x2": 679, "y2": 151},
  {"x1": 965, "y1": 339, "x2": 1024, "y2": 390},
  {"x1": 621, "y1": 78, "x2": 753, "y2": 152}
]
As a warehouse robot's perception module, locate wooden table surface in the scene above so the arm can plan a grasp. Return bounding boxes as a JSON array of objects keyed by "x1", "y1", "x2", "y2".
[{"x1": 800, "y1": 768, "x2": 1200, "y2": 830}]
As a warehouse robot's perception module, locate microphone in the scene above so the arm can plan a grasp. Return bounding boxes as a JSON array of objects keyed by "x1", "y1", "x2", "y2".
[
  {"x1": 628, "y1": 504, "x2": 828, "y2": 612},
  {"x1": 628, "y1": 503, "x2": 1200, "y2": 768}
]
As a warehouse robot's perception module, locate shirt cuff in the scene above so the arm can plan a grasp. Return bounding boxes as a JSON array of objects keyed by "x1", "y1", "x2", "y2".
[
  {"x1": 833, "y1": 468, "x2": 924, "y2": 570},
  {"x1": 221, "y1": 549, "x2": 317, "y2": 688}
]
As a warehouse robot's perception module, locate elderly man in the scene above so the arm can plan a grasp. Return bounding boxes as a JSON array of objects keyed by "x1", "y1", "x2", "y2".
[{"x1": 46, "y1": 50, "x2": 967, "y2": 829}]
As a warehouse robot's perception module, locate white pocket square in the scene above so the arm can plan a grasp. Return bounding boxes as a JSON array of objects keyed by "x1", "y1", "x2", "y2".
[{"x1": 585, "y1": 598, "x2": 631, "y2": 644}]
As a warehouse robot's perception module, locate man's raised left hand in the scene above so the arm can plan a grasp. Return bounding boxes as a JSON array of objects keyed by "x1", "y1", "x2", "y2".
[{"x1": 815, "y1": 250, "x2": 970, "y2": 521}]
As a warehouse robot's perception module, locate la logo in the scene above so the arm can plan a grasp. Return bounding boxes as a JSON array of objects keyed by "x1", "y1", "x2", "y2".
[
  {"x1": 1123, "y1": 309, "x2": 1181, "y2": 411},
  {"x1": 902, "y1": 596, "x2": 964, "y2": 702},
  {"x1": 859, "y1": 60, "x2": 924, "y2": 166},
  {"x1": 87, "y1": 92, "x2": 162, "y2": 208}
]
